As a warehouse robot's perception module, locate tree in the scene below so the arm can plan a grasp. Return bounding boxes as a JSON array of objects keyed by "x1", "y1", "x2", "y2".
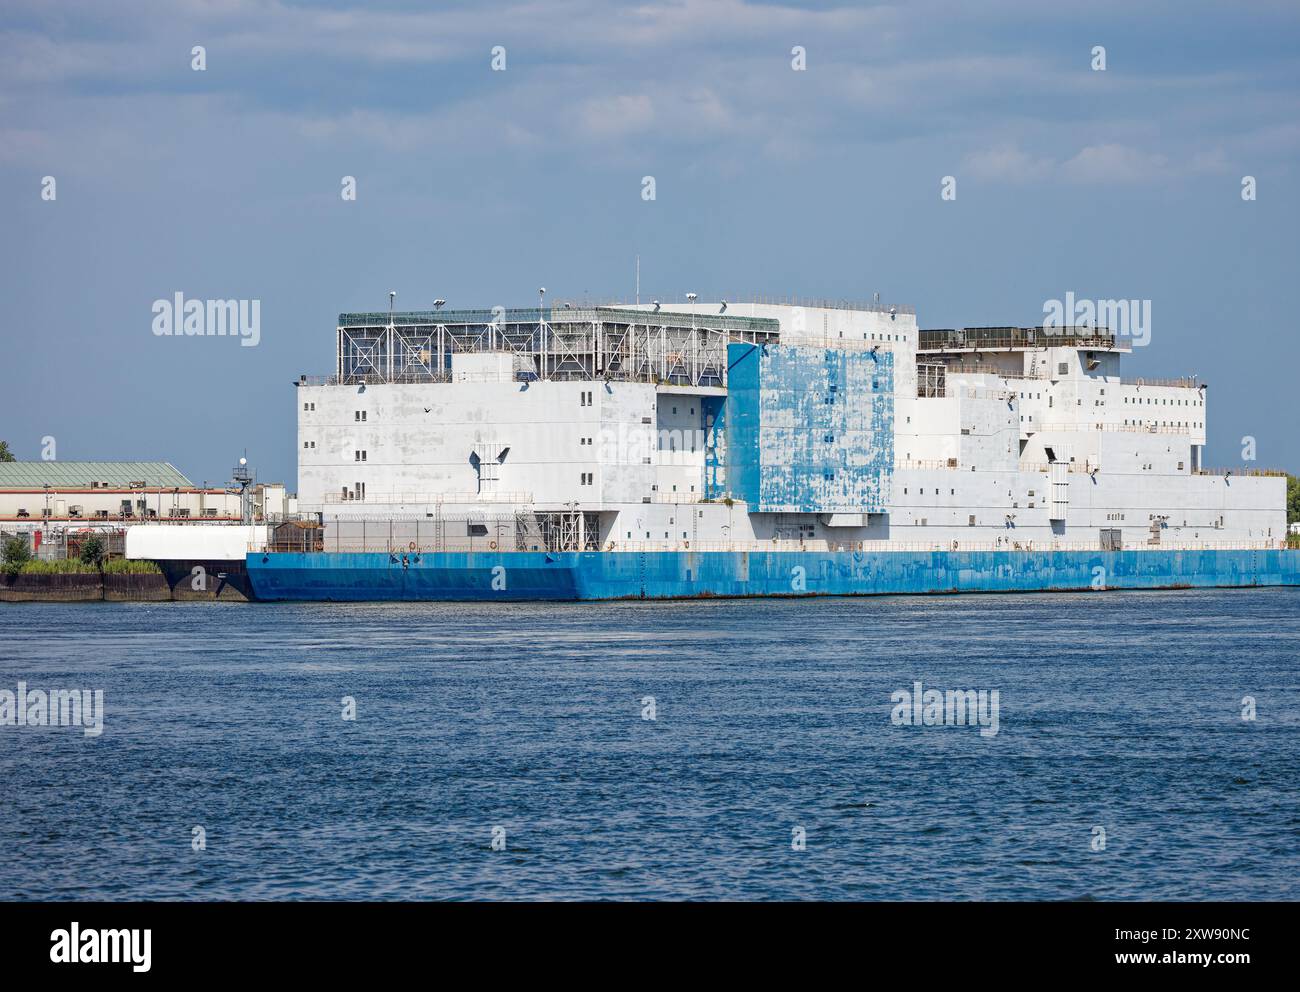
[
  {"x1": 2, "y1": 536, "x2": 32, "y2": 576},
  {"x1": 0, "y1": 440, "x2": 15, "y2": 462},
  {"x1": 79, "y1": 534, "x2": 106, "y2": 569},
  {"x1": 1288, "y1": 474, "x2": 1300, "y2": 526}
]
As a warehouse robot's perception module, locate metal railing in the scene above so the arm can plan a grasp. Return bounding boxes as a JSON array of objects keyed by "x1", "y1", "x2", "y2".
[
  {"x1": 252, "y1": 531, "x2": 1285, "y2": 556},
  {"x1": 944, "y1": 363, "x2": 1048, "y2": 380},
  {"x1": 599, "y1": 538, "x2": 1280, "y2": 553},
  {"x1": 645, "y1": 492, "x2": 708, "y2": 504},
  {"x1": 3, "y1": 527, "x2": 129, "y2": 561},
  {"x1": 1195, "y1": 467, "x2": 1288, "y2": 478},
  {"x1": 260, "y1": 512, "x2": 604, "y2": 554},
  {"x1": 1016, "y1": 462, "x2": 1091, "y2": 474},
  {"x1": 895, "y1": 459, "x2": 960, "y2": 471},
  {"x1": 322, "y1": 491, "x2": 532, "y2": 505},
  {"x1": 693, "y1": 295, "x2": 914, "y2": 315},
  {"x1": 1120, "y1": 376, "x2": 1202, "y2": 389},
  {"x1": 919, "y1": 327, "x2": 1124, "y2": 352},
  {"x1": 338, "y1": 305, "x2": 783, "y2": 334},
  {"x1": 1036, "y1": 422, "x2": 1196, "y2": 435},
  {"x1": 299, "y1": 367, "x2": 728, "y2": 388}
]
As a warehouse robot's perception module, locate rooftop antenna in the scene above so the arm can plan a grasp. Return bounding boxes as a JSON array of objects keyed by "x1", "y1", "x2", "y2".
[
  {"x1": 538, "y1": 287, "x2": 547, "y2": 380},
  {"x1": 636, "y1": 254, "x2": 640, "y2": 305},
  {"x1": 232, "y1": 451, "x2": 255, "y2": 525}
]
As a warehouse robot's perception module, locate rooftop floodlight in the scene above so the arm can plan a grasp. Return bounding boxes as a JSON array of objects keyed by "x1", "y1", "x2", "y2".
[
  {"x1": 434, "y1": 299, "x2": 446, "y2": 309},
  {"x1": 686, "y1": 292, "x2": 698, "y2": 302},
  {"x1": 652, "y1": 300, "x2": 661, "y2": 312},
  {"x1": 719, "y1": 300, "x2": 728, "y2": 314}
]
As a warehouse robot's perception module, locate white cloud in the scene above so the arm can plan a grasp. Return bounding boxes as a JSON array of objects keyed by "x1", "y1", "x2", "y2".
[
  {"x1": 579, "y1": 94, "x2": 656, "y2": 138},
  {"x1": 1060, "y1": 143, "x2": 1169, "y2": 183},
  {"x1": 1, "y1": 0, "x2": 1296, "y2": 184},
  {"x1": 1188, "y1": 146, "x2": 1230, "y2": 174},
  {"x1": 963, "y1": 143, "x2": 1054, "y2": 182}
]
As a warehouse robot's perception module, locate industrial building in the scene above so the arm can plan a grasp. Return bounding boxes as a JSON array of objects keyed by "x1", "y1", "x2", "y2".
[
  {"x1": 0, "y1": 461, "x2": 296, "y2": 558},
  {"x1": 286, "y1": 299, "x2": 1285, "y2": 554}
]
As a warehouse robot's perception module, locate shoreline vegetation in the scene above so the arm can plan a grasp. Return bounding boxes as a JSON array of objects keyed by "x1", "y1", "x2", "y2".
[
  {"x1": 5, "y1": 558, "x2": 162, "y2": 575},
  {"x1": 2, "y1": 533, "x2": 159, "y2": 578}
]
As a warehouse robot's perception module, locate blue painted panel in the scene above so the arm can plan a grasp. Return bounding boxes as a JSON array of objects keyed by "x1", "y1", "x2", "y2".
[
  {"x1": 246, "y1": 551, "x2": 581, "y2": 601},
  {"x1": 702, "y1": 395, "x2": 727, "y2": 500},
  {"x1": 247, "y1": 549, "x2": 1300, "y2": 602},
  {"x1": 724, "y1": 342, "x2": 893, "y2": 512}
]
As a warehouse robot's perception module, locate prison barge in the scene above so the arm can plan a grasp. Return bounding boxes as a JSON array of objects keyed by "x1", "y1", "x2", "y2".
[{"x1": 246, "y1": 299, "x2": 1300, "y2": 601}]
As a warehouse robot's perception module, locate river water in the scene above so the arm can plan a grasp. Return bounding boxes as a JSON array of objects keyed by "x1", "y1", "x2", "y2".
[{"x1": 2, "y1": 588, "x2": 1297, "y2": 900}]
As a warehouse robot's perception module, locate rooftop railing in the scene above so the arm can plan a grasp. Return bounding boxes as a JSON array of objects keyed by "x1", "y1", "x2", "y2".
[
  {"x1": 1195, "y1": 467, "x2": 1288, "y2": 478},
  {"x1": 943, "y1": 363, "x2": 1048, "y2": 380},
  {"x1": 1119, "y1": 376, "x2": 1203, "y2": 389},
  {"x1": 919, "y1": 326, "x2": 1126, "y2": 352},
  {"x1": 1036, "y1": 422, "x2": 1197, "y2": 435},
  {"x1": 322, "y1": 491, "x2": 532, "y2": 504},
  {"x1": 337, "y1": 306, "x2": 782, "y2": 334}
]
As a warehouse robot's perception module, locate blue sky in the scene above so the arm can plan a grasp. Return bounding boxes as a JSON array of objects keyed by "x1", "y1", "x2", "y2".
[{"x1": 3, "y1": 0, "x2": 1298, "y2": 486}]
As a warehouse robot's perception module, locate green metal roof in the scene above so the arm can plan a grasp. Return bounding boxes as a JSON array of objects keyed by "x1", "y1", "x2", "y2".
[{"x1": 0, "y1": 461, "x2": 193, "y2": 489}]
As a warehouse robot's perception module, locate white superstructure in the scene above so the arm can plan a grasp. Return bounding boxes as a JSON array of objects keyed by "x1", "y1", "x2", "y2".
[{"x1": 291, "y1": 300, "x2": 1284, "y2": 552}]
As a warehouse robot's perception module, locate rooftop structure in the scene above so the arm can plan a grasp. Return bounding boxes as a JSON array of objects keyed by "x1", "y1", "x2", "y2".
[
  {"x1": 0, "y1": 461, "x2": 193, "y2": 489},
  {"x1": 0, "y1": 461, "x2": 294, "y2": 528},
  {"x1": 919, "y1": 326, "x2": 1130, "y2": 353},
  {"x1": 291, "y1": 296, "x2": 1284, "y2": 554},
  {"x1": 325, "y1": 305, "x2": 781, "y2": 389}
]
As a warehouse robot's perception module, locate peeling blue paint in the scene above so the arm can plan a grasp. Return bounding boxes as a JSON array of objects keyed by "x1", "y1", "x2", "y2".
[
  {"x1": 723, "y1": 343, "x2": 893, "y2": 512},
  {"x1": 702, "y1": 394, "x2": 727, "y2": 501}
]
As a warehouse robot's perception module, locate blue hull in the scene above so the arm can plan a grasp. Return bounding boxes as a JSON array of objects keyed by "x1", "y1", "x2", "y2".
[{"x1": 245, "y1": 548, "x2": 1300, "y2": 602}]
